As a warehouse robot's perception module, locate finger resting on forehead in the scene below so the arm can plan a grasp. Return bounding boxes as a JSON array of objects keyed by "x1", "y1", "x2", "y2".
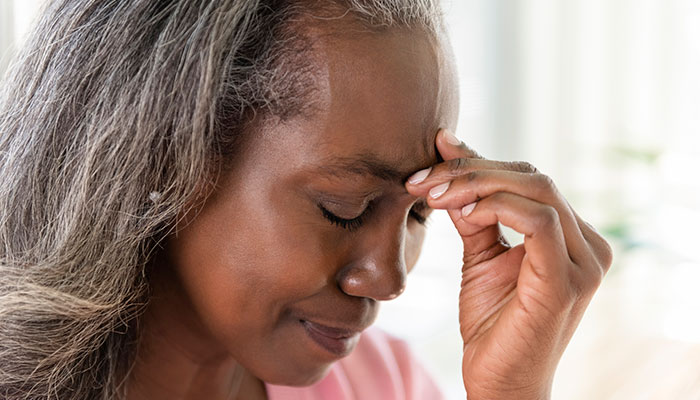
[
  {"x1": 435, "y1": 130, "x2": 483, "y2": 161},
  {"x1": 409, "y1": 158, "x2": 539, "y2": 191}
]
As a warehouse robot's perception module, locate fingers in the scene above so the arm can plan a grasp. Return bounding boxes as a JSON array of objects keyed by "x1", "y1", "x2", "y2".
[
  {"x1": 462, "y1": 192, "x2": 604, "y2": 311},
  {"x1": 412, "y1": 168, "x2": 590, "y2": 264},
  {"x1": 408, "y1": 128, "x2": 612, "y2": 290},
  {"x1": 462, "y1": 192, "x2": 571, "y2": 273},
  {"x1": 407, "y1": 130, "x2": 542, "y2": 194},
  {"x1": 407, "y1": 129, "x2": 590, "y2": 265}
]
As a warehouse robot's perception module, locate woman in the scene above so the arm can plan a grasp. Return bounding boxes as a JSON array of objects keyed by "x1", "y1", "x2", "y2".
[{"x1": 0, "y1": 0, "x2": 612, "y2": 399}]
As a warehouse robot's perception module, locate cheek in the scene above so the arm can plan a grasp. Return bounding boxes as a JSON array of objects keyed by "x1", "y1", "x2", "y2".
[
  {"x1": 165, "y1": 197, "x2": 353, "y2": 383},
  {"x1": 167, "y1": 213, "x2": 267, "y2": 338},
  {"x1": 166, "y1": 197, "x2": 337, "y2": 339},
  {"x1": 405, "y1": 226, "x2": 427, "y2": 273}
]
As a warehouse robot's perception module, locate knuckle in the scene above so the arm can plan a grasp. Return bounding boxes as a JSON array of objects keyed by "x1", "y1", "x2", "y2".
[
  {"x1": 465, "y1": 170, "x2": 480, "y2": 182},
  {"x1": 446, "y1": 157, "x2": 469, "y2": 176},
  {"x1": 572, "y1": 255, "x2": 606, "y2": 296},
  {"x1": 598, "y1": 237, "x2": 614, "y2": 272},
  {"x1": 510, "y1": 160, "x2": 538, "y2": 174},
  {"x1": 534, "y1": 205, "x2": 560, "y2": 230},
  {"x1": 584, "y1": 222, "x2": 614, "y2": 273},
  {"x1": 534, "y1": 173, "x2": 555, "y2": 190},
  {"x1": 533, "y1": 173, "x2": 560, "y2": 199}
]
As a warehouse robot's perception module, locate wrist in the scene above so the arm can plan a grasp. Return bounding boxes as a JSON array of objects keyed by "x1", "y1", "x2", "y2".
[
  {"x1": 464, "y1": 383, "x2": 552, "y2": 400},
  {"x1": 466, "y1": 391, "x2": 550, "y2": 400}
]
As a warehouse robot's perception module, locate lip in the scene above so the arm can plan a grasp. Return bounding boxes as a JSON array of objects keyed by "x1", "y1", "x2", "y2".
[{"x1": 300, "y1": 319, "x2": 362, "y2": 357}]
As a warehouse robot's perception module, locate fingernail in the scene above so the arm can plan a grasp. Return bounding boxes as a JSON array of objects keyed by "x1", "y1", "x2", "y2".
[
  {"x1": 461, "y1": 202, "x2": 477, "y2": 217},
  {"x1": 407, "y1": 167, "x2": 432, "y2": 184},
  {"x1": 443, "y1": 129, "x2": 462, "y2": 146},
  {"x1": 429, "y1": 182, "x2": 450, "y2": 199}
]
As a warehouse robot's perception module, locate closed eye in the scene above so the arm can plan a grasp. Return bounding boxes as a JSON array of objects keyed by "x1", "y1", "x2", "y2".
[
  {"x1": 319, "y1": 204, "x2": 369, "y2": 232},
  {"x1": 319, "y1": 200, "x2": 430, "y2": 232}
]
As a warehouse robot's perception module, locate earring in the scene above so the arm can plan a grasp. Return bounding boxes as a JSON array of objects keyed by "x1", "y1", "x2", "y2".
[{"x1": 148, "y1": 191, "x2": 162, "y2": 203}]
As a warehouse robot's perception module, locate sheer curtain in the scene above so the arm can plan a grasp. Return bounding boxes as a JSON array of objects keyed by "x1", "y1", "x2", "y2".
[
  {"x1": 0, "y1": 0, "x2": 44, "y2": 78},
  {"x1": 2, "y1": 1, "x2": 699, "y2": 399},
  {"x1": 0, "y1": 1, "x2": 15, "y2": 76}
]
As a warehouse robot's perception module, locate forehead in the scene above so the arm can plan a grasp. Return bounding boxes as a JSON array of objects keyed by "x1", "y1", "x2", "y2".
[
  {"x1": 247, "y1": 25, "x2": 458, "y2": 183},
  {"x1": 310, "y1": 28, "x2": 449, "y2": 173}
]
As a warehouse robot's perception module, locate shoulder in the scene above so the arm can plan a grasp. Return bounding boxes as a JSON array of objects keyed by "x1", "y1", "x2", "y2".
[{"x1": 265, "y1": 327, "x2": 444, "y2": 400}]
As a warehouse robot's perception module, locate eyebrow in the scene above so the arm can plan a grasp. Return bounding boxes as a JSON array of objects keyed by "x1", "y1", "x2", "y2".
[{"x1": 316, "y1": 155, "x2": 417, "y2": 183}]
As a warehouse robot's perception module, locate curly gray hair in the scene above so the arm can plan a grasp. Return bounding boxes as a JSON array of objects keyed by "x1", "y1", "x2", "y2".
[{"x1": 0, "y1": 0, "x2": 443, "y2": 398}]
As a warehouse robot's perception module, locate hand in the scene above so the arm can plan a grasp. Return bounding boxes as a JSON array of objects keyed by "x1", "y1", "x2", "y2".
[{"x1": 405, "y1": 130, "x2": 613, "y2": 400}]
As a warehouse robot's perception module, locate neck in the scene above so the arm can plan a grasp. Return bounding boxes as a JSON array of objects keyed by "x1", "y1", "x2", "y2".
[{"x1": 125, "y1": 264, "x2": 267, "y2": 400}]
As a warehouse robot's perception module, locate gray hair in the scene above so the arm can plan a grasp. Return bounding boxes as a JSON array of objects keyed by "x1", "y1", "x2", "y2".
[{"x1": 0, "y1": 0, "x2": 443, "y2": 398}]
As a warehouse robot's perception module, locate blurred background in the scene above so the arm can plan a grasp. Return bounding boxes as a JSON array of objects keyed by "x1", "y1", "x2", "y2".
[{"x1": 2, "y1": 0, "x2": 699, "y2": 399}]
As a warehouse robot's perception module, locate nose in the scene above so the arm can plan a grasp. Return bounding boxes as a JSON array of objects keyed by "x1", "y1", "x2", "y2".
[{"x1": 336, "y1": 222, "x2": 407, "y2": 301}]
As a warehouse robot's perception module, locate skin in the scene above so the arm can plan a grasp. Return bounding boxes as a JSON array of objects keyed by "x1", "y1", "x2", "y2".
[
  {"x1": 127, "y1": 18, "x2": 612, "y2": 400},
  {"x1": 127, "y1": 25, "x2": 455, "y2": 400},
  {"x1": 406, "y1": 133, "x2": 613, "y2": 399}
]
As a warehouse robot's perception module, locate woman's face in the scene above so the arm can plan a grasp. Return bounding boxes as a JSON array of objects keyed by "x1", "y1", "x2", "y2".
[{"x1": 162, "y1": 26, "x2": 458, "y2": 385}]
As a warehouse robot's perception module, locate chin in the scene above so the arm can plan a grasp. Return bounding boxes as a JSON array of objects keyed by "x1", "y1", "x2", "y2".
[
  {"x1": 242, "y1": 316, "x2": 365, "y2": 387},
  {"x1": 262, "y1": 362, "x2": 334, "y2": 387}
]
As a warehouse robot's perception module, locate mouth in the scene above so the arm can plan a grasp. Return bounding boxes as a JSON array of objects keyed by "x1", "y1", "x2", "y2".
[{"x1": 299, "y1": 319, "x2": 362, "y2": 357}]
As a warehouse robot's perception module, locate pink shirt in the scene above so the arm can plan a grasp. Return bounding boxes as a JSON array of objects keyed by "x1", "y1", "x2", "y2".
[{"x1": 265, "y1": 328, "x2": 444, "y2": 400}]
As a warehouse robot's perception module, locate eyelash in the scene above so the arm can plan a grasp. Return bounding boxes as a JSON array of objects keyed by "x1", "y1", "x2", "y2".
[
  {"x1": 320, "y1": 206, "x2": 368, "y2": 232},
  {"x1": 319, "y1": 202, "x2": 428, "y2": 232}
]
